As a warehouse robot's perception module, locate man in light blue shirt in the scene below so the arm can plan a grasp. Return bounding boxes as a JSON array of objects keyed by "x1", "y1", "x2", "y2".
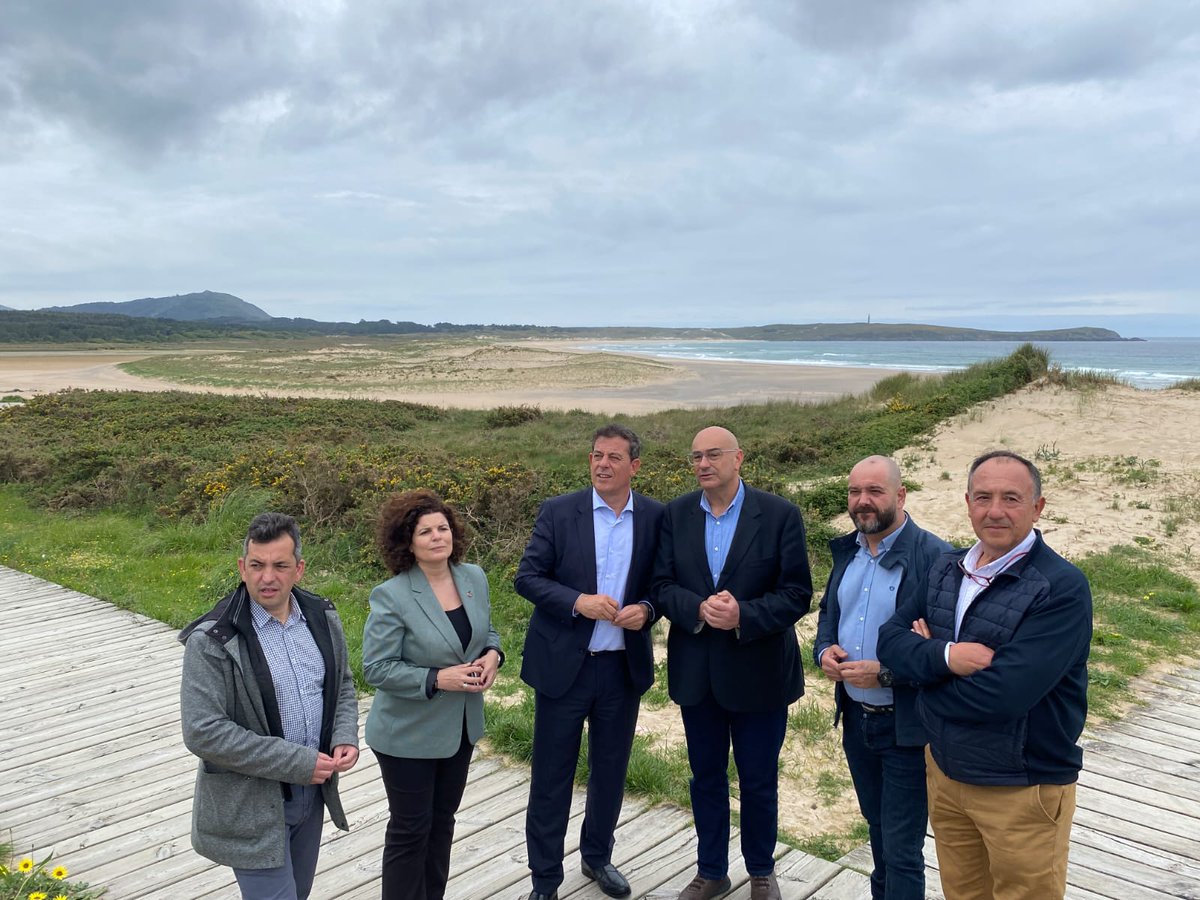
[
  {"x1": 516, "y1": 424, "x2": 666, "y2": 900},
  {"x1": 814, "y1": 456, "x2": 951, "y2": 900}
]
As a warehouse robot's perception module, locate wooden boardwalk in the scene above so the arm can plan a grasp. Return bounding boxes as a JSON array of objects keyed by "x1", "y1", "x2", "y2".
[{"x1": 3, "y1": 564, "x2": 1198, "y2": 898}]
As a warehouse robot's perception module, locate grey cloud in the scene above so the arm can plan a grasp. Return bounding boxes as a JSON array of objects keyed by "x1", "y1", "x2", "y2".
[{"x1": 1, "y1": 0, "x2": 293, "y2": 158}]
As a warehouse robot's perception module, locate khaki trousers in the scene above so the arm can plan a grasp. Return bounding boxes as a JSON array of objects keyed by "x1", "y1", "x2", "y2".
[{"x1": 926, "y1": 748, "x2": 1076, "y2": 900}]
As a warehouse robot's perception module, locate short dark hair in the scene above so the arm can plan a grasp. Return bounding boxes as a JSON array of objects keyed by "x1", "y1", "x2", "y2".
[
  {"x1": 967, "y1": 450, "x2": 1042, "y2": 498},
  {"x1": 243, "y1": 512, "x2": 302, "y2": 561},
  {"x1": 376, "y1": 489, "x2": 467, "y2": 575},
  {"x1": 592, "y1": 423, "x2": 641, "y2": 460}
]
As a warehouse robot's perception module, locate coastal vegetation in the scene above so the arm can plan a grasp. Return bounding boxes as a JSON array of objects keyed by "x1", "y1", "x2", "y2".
[
  {"x1": 0, "y1": 306, "x2": 1126, "y2": 346},
  {"x1": 2, "y1": 343, "x2": 1196, "y2": 860}
]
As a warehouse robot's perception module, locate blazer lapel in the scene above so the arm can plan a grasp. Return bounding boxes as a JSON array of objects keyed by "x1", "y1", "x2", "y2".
[
  {"x1": 408, "y1": 568, "x2": 469, "y2": 661},
  {"x1": 684, "y1": 499, "x2": 717, "y2": 594},
  {"x1": 453, "y1": 565, "x2": 487, "y2": 659},
  {"x1": 717, "y1": 489, "x2": 761, "y2": 590},
  {"x1": 573, "y1": 490, "x2": 599, "y2": 593}
]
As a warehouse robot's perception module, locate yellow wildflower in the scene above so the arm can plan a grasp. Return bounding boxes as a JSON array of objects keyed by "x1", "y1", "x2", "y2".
[
  {"x1": 18, "y1": 858, "x2": 34, "y2": 872},
  {"x1": 53, "y1": 896, "x2": 69, "y2": 900},
  {"x1": 30, "y1": 892, "x2": 48, "y2": 900},
  {"x1": 51, "y1": 864, "x2": 69, "y2": 879}
]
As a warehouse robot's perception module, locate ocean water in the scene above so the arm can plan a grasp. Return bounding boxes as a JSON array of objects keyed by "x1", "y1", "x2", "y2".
[{"x1": 581, "y1": 338, "x2": 1200, "y2": 390}]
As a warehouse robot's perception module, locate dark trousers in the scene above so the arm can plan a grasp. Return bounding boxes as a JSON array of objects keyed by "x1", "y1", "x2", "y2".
[
  {"x1": 842, "y1": 700, "x2": 928, "y2": 900},
  {"x1": 526, "y1": 651, "x2": 640, "y2": 894},
  {"x1": 233, "y1": 784, "x2": 323, "y2": 900},
  {"x1": 376, "y1": 729, "x2": 474, "y2": 900},
  {"x1": 680, "y1": 694, "x2": 787, "y2": 879}
]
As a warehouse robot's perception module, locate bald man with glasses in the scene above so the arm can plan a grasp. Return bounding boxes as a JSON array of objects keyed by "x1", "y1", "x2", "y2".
[{"x1": 652, "y1": 426, "x2": 813, "y2": 900}]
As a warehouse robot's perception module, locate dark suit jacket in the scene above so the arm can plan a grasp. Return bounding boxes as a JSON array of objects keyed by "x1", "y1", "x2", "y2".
[
  {"x1": 516, "y1": 487, "x2": 665, "y2": 698},
  {"x1": 652, "y1": 483, "x2": 813, "y2": 712},
  {"x1": 813, "y1": 516, "x2": 952, "y2": 746}
]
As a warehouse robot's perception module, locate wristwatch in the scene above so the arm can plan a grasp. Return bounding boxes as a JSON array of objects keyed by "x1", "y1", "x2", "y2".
[{"x1": 877, "y1": 666, "x2": 894, "y2": 689}]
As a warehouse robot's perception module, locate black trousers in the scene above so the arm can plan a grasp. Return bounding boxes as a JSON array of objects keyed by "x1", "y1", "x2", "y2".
[
  {"x1": 526, "y1": 651, "x2": 640, "y2": 894},
  {"x1": 375, "y1": 727, "x2": 474, "y2": 900}
]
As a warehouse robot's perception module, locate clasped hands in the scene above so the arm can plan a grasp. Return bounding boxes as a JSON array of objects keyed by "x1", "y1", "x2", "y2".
[
  {"x1": 575, "y1": 593, "x2": 649, "y2": 630},
  {"x1": 310, "y1": 744, "x2": 359, "y2": 784},
  {"x1": 699, "y1": 590, "x2": 739, "y2": 631},
  {"x1": 819, "y1": 645, "x2": 881, "y2": 688},
  {"x1": 435, "y1": 648, "x2": 501, "y2": 694}
]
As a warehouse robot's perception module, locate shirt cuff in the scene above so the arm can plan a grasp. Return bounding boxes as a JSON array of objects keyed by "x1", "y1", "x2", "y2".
[
  {"x1": 943, "y1": 642, "x2": 954, "y2": 667},
  {"x1": 425, "y1": 668, "x2": 440, "y2": 699}
]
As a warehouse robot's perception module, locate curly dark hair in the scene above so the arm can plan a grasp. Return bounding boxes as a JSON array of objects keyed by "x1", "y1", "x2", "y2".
[{"x1": 376, "y1": 489, "x2": 467, "y2": 574}]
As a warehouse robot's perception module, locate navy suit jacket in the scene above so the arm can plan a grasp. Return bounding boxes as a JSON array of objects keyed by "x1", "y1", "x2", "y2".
[
  {"x1": 516, "y1": 487, "x2": 665, "y2": 699},
  {"x1": 652, "y1": 484, "x2": 813, "y2": 713},
  {"x1": 813, "y1": 516, "x2": 952, "y2": 746}
]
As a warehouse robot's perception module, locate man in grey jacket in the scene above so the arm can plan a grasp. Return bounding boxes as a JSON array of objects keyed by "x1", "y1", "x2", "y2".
[{"x1": 180, "y1": 512, "x2": 360, "y2": 900}]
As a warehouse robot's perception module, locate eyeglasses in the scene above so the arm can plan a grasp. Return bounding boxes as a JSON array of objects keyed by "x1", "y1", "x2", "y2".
[
  {"x1": 958, "y1": 551, "x2": 1029, "y2": 588},
  {"x1": 688, "y1": 448, "x2": 739, "y2": 465}
]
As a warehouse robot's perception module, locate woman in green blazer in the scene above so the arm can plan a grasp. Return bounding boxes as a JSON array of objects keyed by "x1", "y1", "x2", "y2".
[{"x1": 363, "y1": 490, "x2": 503, "y2": 900}]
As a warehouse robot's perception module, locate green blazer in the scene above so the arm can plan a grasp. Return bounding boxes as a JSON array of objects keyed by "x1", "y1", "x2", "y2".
[{"x1": 362, "y1": 563, "x2": 502, "y2": 759}]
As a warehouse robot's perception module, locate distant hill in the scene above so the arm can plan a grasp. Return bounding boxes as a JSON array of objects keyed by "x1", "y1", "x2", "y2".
[
  {"x1": 0, "y1": 306, "x2": 1135, "y2": 345},
  {"x1": 719, "y1": 323, "x2": 1128, "y2": 342},
  {"x1": 0, "y1": 303, "x2": 12, "y2": 311},
  {"x1": 42, "y1": 290, "x2": 272, "y2": 322}
]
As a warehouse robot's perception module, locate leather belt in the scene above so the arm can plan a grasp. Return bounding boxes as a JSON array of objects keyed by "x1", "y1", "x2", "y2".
[{"x1": 859, "y1": 701, "x2": 895, "y2": 715}]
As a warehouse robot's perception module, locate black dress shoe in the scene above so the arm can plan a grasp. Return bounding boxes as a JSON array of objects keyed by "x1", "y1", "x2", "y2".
[
  {"x1": 581, "y1": 860, "x2": 632, "y2": 898},
  {"x1": 526, "y1": 892, "x2": 558, "y2": 900}
]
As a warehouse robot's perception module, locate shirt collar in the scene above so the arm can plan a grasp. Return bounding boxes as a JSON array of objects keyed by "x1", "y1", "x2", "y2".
[
  {"x1": 592, "y1": 487, "x2": 634, "y2": 515},
  {"x1": 249, "y1": 593, "x2": 302, "y2": 629},
  {"x1": 700, "y1": 479, "x2": 745, "y2": 517},
  {"x1": 963, "y1": 528, "x2": 1037, "y2": 578}
]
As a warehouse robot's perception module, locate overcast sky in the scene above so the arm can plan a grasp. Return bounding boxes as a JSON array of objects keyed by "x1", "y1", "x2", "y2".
[{"x1": 2, "y1": 1, "x2": 1198, "y2": 335}]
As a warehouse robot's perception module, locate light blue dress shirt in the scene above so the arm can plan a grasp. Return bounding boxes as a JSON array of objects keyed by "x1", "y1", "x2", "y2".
[
  {"x1": 700, "y1": 480, "x2": 746, "y2": 585},
  {"x1": 588, "y1": 488, "x2": 635, "y2": 652},
  {"x1": 837, "y1": 518, "x2": 908, "y2": 706},
  {"x1": 251, "y1": 595, "x2": 325, "y2": 756}
]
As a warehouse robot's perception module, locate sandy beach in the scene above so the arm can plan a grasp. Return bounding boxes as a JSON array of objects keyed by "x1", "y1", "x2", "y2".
[{"x1": 0, "y1": 345, "x2": 904, "y2": 412}]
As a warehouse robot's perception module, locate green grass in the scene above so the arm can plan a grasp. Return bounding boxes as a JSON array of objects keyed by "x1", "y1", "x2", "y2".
[
  {"x1": 1171, "y1": 377, "x2": 1200, "y2": 391},
  {"x1": 792, "y1": 820, "x2": 870, "y2": 861},
  {"x1": 787, "y1": 700, "x2": 831, "y2": 745},
  {"x1": 1078, "y1": 544, "x2": 1200, "y2": 718},
  {"x1": 1042, "y1": 365, "x2": 1127, "y2": 389}
]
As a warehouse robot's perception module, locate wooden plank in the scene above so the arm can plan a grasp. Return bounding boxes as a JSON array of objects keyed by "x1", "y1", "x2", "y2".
[
  {"x1": 640, "y1": 836, "x2": 782, "y2": 899},
  {"x1": 1080, "y1": 745, "x2": 1200, "y2": 802},
  {"x1": 1108, "y1": 720, "x2": 1200, "y2": 755},
  {"x1": 1077, "y1": 767, "x2": 1200, "y2": 820},
  {"x1": 1072, "y1": 805, "x2": 1200, "y2": 860},
  {"x1": 1078, "y1": 724, "x2": 1199, "y2": 766},
  {"x1": 1081, "y1": 733, "x2": 1200, "y2": 780},
  {"x1": 807, "y1": 868, "x2": 873, "y2": 900},
  {"x1": 1071, "y1": 823, "x2": 1200, "y2": 883}
]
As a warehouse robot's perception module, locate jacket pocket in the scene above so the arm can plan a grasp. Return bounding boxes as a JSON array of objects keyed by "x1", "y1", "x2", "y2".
[
  {"x1": 195, "y1": 770, "x2": 274, "y2": 841},
  {"x1": 925, "y1": 710, "x2": 1028, "y2": 782}
]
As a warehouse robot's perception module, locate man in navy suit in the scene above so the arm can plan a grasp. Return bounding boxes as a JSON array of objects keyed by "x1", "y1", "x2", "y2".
[
  {"x1": 653, "y1": 426, "x2": 813, "y2": 900},
  {"x1": 516, "y1": 423, "x2": 666, "y2": 900}
]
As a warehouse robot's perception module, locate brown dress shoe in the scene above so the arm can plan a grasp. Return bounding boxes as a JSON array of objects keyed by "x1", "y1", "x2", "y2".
[
  {"x1": 677, "y1": 873, "x2": 732, "y2": 899},
  {"x1": 749, "y1": 872, "x2": 781, "y2": 900}
]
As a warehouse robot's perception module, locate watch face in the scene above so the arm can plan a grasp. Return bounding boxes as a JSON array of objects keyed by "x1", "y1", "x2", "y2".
[{"x1": 878, "y1": 669, "x2": 893, "y2": 688}]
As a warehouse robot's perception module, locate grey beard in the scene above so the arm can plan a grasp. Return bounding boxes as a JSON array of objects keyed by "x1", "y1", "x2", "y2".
[{"x1": 853, "y1": 505, "x2": 896, "y2": 535}]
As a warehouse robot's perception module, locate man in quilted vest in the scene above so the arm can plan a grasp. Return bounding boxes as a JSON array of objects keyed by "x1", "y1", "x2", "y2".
[{"x1": 878, "y1": 450, "x2": 1092, "y2": 900}]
